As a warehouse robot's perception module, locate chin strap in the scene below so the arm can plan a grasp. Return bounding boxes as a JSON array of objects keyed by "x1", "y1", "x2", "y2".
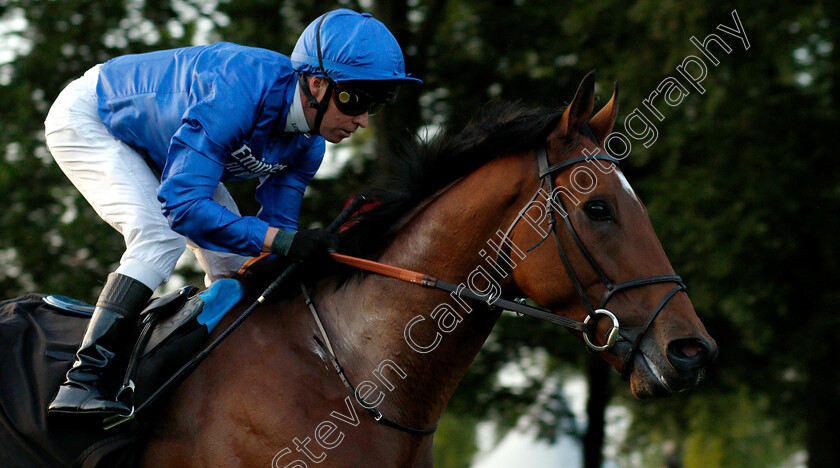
[
  {"x1": 296, "y1": 13, "x2": 336, "y2": 137},
  {"x1": 298, "y1": 74, "x2": 333, "y2": 136}
]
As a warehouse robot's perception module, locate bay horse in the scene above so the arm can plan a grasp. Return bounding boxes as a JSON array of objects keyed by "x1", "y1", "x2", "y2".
[{"x1": 133, "y1": 73, "x2": 713, "y2": 466}]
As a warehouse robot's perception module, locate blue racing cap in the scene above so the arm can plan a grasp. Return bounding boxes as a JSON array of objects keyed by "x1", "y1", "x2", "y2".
[{"x1": 291, "y1": 9, "x2": 422, "y2": 85}]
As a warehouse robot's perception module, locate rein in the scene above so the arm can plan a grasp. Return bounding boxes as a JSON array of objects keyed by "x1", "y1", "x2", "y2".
[
  {"x1": 328, "y1": 253, "x2": 588, "y2": 332},
  {"x1": 328, "y1": 145, "x2": 687, "y2": 384}
]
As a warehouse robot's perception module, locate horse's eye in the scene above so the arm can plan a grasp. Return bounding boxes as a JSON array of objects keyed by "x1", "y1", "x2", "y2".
[{"x1": 584, "y1": 201, "x2": 613, "y2": 221}]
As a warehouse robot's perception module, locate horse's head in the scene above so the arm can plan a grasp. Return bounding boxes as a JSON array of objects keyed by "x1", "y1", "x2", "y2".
[{"x1": 506, "y1": 72, "x2": 717, "y2": 398}]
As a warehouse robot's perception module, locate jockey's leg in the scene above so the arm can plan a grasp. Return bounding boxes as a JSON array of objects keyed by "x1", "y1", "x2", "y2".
[
  {"x1": 44, "y1": 65, "x2": 185, "y2": 415},
  {"x1": 48, "y1": 273, "x2": 151, "y2": 415}
]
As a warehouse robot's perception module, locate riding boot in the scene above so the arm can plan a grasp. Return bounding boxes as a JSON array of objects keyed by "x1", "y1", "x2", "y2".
[{"x1": 48, "y1": 273, "x2": 152, "y2": 416}]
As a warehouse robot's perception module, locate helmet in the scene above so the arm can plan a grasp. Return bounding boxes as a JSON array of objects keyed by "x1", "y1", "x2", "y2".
[{"x1": 291, "y1": 9, "x2": 422, "y2": 85}]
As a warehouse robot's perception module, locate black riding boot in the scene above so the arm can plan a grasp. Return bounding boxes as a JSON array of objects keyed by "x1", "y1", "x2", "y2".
[{"x1": 48, "y1": 273, "x2": 152, "y2": 416}]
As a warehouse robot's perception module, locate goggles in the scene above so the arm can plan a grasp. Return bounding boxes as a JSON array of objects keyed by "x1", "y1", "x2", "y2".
[{"x1": 332, "y1": 83, "x2": 396, "y2": 116}]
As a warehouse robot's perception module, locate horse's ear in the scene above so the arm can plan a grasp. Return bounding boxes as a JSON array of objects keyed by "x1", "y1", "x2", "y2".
[
  {"x1": 555, "y1": 71, "x2": 596, "y2": 140},
  {"x1": 589, "y1": 82, "x2": 619, "y2": 143}
]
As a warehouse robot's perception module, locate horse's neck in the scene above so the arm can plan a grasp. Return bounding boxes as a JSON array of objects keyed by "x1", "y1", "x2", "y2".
[{"x1": 316, "y1": 154, "x2": 533, "y2": 428}]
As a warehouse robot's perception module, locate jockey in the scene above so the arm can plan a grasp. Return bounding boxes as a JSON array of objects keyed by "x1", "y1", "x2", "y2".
[{"x1": 45, "y1": 9, "x2": 421, "y2": 417}]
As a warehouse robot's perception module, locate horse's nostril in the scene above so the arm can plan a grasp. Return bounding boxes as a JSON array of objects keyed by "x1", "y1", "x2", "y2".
[
  {"x1": 678, "y1": 341, "x2": 702, "y2": 358},
  {"x1": 667, "y1": 338, "x2": 714, "y2": 371}
]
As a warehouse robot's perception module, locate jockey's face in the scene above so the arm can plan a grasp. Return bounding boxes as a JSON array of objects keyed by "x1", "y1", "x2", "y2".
[{"x1": 304, "y1": 77, "x2": 369, "y2": 143}]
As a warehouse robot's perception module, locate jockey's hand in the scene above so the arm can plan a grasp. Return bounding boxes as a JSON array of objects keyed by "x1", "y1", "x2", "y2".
[{"x1": 283, "y1": 228, "x2": 338, "y2": 263}]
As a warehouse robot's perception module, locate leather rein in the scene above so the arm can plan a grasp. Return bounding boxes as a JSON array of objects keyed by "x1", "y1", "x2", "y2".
[{"x1": 302, "y1": 143, "x2": 687, "y2": 436}]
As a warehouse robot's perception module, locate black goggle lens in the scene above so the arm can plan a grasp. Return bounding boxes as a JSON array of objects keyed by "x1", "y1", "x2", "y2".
[{"x1": 333, "y1": 87, "x2": 389, "y2": 116}]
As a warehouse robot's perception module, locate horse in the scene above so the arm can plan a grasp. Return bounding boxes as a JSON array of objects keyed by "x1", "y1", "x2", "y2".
[
  {"x1": 131, "y1": 73, "x2": 717, "y2": 467},
  {"x1": 2, "y1": 72, "x2": 717, "y2": 467}
]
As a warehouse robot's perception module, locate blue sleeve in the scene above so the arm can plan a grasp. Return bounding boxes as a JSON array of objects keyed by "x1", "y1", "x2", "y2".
[
  {"x1": 158, "y1": 69, "x2": 271, "y2": 256},
  {"x1": 255, "y1": 138, "x2": 326, "y2": 230}
]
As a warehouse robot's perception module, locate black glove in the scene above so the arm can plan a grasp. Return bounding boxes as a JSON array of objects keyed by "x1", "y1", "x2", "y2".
[{"x1": 284, "y1": 228, "x2": 338, "y2": 263}]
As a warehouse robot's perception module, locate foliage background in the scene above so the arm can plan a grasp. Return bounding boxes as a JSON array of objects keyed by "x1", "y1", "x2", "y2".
[{"x1": 1, "y1": 1, "x2": 837, "y2": 467}]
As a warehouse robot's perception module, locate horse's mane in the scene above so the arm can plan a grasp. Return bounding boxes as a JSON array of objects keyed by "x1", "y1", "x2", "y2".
[
  {"x1": 340, "y1": 101, "x2": 562, "y2": 257},
  {"x1": 237, "y1": 101, "x2": 562, "y2": 294}
]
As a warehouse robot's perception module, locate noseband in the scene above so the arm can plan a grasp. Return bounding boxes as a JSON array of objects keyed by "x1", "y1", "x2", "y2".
[{"x1": 499, "y1": 144, "x2": 686, "y2": 378}]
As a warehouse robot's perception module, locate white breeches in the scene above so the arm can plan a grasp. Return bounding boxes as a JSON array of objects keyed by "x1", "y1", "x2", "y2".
[{"x1": 44, "y1": 65, "x2": 247, "y2": 291}]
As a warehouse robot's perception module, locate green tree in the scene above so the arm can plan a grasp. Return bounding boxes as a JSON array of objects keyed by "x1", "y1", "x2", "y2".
[
  {"x1": 598, "y1": 1, "x2": 840, "y2": 466},
  {"x1": 3, "y1": 1, "x2": 837, "y2": 467},
  {"x1": 0, "y1": 0, "x2": 196, "y2": 301}
]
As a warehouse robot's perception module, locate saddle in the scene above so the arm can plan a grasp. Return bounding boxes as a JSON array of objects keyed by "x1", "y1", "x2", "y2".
[{"x1": 0, "y1": 279, "x2": 243, "y2": 468}]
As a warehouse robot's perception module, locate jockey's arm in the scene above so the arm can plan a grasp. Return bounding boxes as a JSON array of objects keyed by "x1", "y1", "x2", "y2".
[{"x1": 262, "y1": 227, "x2": 279, "y2": 253}]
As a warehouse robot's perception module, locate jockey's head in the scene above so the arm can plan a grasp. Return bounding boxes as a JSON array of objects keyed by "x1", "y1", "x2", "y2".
[{"x1": 291, "y1": 9, "x2": 422, "y2": 136}]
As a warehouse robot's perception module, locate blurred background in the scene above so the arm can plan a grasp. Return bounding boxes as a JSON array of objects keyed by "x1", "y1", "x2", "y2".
[{"x1": 1, "y1": 1, "x2": 837, "y2": 467}]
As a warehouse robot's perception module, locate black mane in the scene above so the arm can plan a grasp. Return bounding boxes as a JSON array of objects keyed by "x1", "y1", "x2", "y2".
[
  {"x1": 236, "y1": 101, "x2": 562, "y2": 295},
  {"x1": 340, "y1": 101, "x2": 562, "y2": 257}
]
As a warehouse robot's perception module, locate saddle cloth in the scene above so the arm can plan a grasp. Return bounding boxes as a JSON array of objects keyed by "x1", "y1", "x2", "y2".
[{"x1": 0, "y1": 279, "x2": 243, "y2": 468}]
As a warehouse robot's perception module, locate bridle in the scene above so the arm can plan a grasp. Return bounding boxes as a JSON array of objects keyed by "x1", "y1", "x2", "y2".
[
  {"x1": 329, "y1": 141, "x2": 688, "y2": 385},
  {"x1": 296, "y1": 139, "x2": 689, "y2": 435},
  {"x1": 499, "y1": 139, "x2": 686, "y2": 379}
]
